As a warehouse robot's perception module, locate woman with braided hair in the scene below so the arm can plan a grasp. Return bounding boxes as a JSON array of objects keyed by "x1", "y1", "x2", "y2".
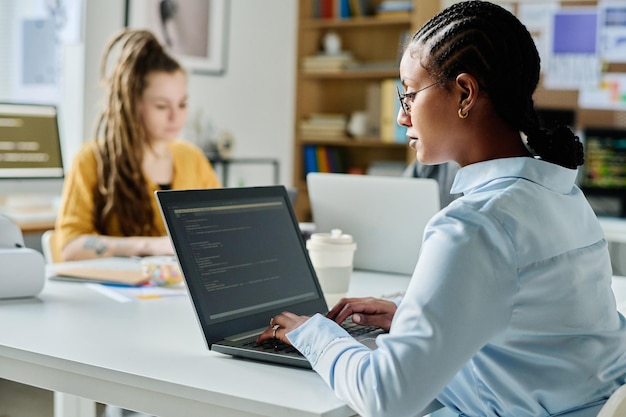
[
  {"x1": 56, "y1": 29, "x2": 220, "y2": 261},
  {"x1": 258, "y1": 2, "x2": 626, "y2": 416}
]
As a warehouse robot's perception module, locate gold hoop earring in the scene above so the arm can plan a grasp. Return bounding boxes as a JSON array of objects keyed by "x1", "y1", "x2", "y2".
[{"x1": 458, "y1": 108, "x2": 469, "y2": 119}]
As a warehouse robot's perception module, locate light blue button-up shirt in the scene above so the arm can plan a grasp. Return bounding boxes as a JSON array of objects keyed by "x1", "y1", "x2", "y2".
[{"x1": 288, "y1": 157, "x2": 626, "y2": 417}]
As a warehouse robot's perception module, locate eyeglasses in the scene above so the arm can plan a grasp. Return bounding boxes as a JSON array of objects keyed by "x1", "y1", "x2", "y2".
[{"x1": 396, "y1": 82, "x2": 440, "y2": 116}]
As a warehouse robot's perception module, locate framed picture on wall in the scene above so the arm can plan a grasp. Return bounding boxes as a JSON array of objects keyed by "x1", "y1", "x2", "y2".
[{"x1": 124, "y1": 0, "x2": 229, "y2": 75}]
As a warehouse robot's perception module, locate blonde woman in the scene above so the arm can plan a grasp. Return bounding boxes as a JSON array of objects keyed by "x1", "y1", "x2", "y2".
[{"x1": 56, "y1": 29, "x2": 221, "y2": 261}]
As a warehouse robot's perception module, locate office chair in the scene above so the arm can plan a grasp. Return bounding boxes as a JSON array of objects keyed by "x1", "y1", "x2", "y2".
[
  {"x1": 41, "y1": 229, "x2": 59, "y2": 263},
  {"x1": 597, "y1": 385, "x2": 626, "y2": 417}
]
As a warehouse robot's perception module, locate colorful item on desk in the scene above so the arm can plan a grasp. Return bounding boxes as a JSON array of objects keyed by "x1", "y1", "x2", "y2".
[{"x1": 140, "y1": 256, "x2": 182, "y2": 286}]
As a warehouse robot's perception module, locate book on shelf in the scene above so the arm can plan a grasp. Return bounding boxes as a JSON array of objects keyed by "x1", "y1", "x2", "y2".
[
  {"x1": 377, "y1": 0, "x2": 412, "y2": 12},
  {"x1": 303, "y1": 145, "x2": 345, "y2": 175},
  {"x1": 304, "y1": 145, "x2": 318, "y2": 174},
  {"x1": 299, "y1": 113, "x2": 347, "y2": 139},
  {"x1": 307, "y1": 112, "x2": 347, "y2": 123},
  {"x1": 348, "y1": 0, "x2": 373, "y2": 16},
  {"x1": 338, "y1": 0, "x2": 351, "y2": 18},
  {"x1": 344, "y1": 60, "x2": 397, "y2": 72},
  {"x1": 313, "y1": 0, "x2": 354, "y2": 19},
  {"x1": 376, "y1": 0, "x2": 412, "y2": 18},
  {"x1": 301, "y1": 52, "x2": 356, "y2": 73},
  {"x1": 379, "y1": 78, "x2": 407, "y2": 143},
  {"x1": 316, "y1": 147, "x2": 330, "y2": 172}
]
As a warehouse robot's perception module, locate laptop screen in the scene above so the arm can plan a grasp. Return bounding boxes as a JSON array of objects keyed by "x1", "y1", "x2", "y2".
[{"x1": 157, "y1": 186, "x2": 327, "y2": 345}]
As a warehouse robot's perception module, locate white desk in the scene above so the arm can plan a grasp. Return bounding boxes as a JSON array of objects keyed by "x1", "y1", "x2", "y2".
[
  {"x1": 2, "y1": 263, "x2": 625, "y2": 417},
  {"x1": 0, "y1": 265, "x2": 411, "y2": 417}
]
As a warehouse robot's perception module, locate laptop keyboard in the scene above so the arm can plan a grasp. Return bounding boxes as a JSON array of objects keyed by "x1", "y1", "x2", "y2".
[{"x1": 245, "y1": 319, "x2": 380, "y2": 356}]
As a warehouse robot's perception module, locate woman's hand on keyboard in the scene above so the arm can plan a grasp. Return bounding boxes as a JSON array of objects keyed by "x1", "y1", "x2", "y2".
[
  {"x1": 256, "y1": 311, "x2": 310, "y2": 346},
  {"x1": 326, "y1": 297, "x2": 397, "y2": 332}
]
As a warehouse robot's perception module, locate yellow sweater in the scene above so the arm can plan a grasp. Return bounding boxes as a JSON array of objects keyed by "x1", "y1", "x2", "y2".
[{"x1": 55, "y1": 140, "x2": 221, "y2": 254}]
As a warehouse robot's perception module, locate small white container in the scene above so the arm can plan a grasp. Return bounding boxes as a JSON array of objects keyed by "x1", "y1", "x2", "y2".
[{"x1": 306, "y1": 229, "x2": 356, "y2": 301}]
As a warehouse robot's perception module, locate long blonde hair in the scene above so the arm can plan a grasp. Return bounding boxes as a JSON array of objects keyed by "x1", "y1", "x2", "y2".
[{"x1": 93, "y1": 29, "x2": 183, "y2": 236}]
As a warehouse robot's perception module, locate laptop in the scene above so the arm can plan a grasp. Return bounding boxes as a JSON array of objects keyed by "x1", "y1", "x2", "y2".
[
  {"x1": 156, "y1": 186, "x2": 382, "y2": 369},
  {"x1": 307, "y1": 173, "x2": 441, "y2": 275},
  {"x1": 286, "y1": 186, "x2": 298, "y2": 206}
]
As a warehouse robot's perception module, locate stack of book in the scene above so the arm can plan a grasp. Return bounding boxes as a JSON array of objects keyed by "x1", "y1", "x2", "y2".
[
  {"x1": 301, "y1": 52, "x2": 356, "y2": 73},
  {"x1": 376, "y1": 0, "x2": 412, "y2": 18},
  {"x1": 299, "y1": 113, "x2": 347, "y2": 139}
]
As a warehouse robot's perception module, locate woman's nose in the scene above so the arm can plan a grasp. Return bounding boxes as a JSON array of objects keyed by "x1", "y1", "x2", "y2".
[{"x1": 397, "y1": 107, "x2": 411, "y2": 128}]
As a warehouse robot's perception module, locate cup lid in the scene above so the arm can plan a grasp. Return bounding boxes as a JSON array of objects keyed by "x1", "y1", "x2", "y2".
[{"x1": 307, "y1": 229, "x2": 355, "y2": 246}]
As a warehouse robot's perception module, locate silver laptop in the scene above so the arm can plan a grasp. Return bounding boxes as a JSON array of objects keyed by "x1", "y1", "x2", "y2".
[
  {"x1": 156, "y1": 186, "x2": 382, "y2": 369},
  {"x1": 307, "y1": 173, "x2": 441, "y2": 275}
]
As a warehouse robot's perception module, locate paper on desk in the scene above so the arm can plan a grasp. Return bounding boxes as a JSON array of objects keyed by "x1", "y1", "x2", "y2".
[
  {"x1": 51, "y1": 267, "x2": 147, "y2": 286},
  {"x1": 86, "y1": 283, "x2": 187, "y2": 303}
]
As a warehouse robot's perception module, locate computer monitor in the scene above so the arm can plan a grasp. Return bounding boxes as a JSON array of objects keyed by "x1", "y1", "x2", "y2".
[
  {"x1": 580, "y1": 128, "x2": 626, "y2": 217},
  {"x1": 0, "y1": 103, "x2": 64, "y2": 196},
  {"x1": 0, "y1": 103, "x2": 64, "y2": 178}
]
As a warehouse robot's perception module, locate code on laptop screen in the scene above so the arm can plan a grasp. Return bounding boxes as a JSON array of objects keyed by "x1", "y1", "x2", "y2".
[{"x1": 166, "y1": 196, "x2": 319, "y2": 324}]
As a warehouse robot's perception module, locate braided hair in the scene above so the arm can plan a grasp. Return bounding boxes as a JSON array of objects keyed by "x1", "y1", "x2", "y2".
[
  {"x1": 409, "y1": 0, "x2": 583, "y2": 169},
  {"x1": 93, "y1": 29, "x2": 183, "y2": 236}
]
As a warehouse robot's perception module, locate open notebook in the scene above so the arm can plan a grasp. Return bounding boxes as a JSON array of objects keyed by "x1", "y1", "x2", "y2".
[{"x1": 156, "y1": 185, "x2": 382, "y2": 368}]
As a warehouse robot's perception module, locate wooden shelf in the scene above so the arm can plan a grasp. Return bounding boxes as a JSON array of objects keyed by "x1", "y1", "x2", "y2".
[
  {"x1": 300, "y1": 15, "x2": 412, "y2": 29},
  {"x1": 299, "y1": 138, "x2": 408, "y2": 147},
  {"x1": 293, "y1": 0, "x2": 439, "y2": 221},
  {"x1": 300, "y1": 69, "x2": 400, "y2": 79}
]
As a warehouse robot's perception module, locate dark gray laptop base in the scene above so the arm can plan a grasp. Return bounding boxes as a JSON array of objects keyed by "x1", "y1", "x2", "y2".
[{"x1": 156, "y1": 186, "x2": 380, "y2": 369}]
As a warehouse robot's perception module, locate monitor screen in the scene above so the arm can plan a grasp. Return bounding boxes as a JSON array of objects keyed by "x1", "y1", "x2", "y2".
[
  {"x1": 0, "y1": 103, "x2": 64, "y2": 179},
  {"x1": 581, "y1": 128, "x2": 626, "y2": 217}
]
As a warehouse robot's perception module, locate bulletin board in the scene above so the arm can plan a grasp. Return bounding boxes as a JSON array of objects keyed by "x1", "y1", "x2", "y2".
[{"x1": 503, "y1": 0, "x2": 626, "y2": 130}]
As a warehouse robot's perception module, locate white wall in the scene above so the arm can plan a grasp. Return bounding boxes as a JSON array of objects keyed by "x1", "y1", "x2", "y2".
[{"x1": 79, "y1": 0, "x2": 297, "y2": 188}]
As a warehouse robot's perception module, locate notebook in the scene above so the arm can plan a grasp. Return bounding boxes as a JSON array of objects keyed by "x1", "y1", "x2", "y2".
[
  {"x1": 307, "y1": 173, "x2": 441, "y2": 275},
  {"x1": 156, "y1": 185, "x2": 382, "y2": 369}
]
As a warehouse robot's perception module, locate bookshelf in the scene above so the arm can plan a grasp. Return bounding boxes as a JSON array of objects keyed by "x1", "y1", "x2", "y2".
[{"x1": 293, "y1": 0, "x2": 440, "y2": 221}]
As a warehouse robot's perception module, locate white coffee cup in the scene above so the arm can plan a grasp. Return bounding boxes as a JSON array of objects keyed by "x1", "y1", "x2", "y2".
[{"x1": 306, "y1": 229, "x2": 357, "y2": 306}]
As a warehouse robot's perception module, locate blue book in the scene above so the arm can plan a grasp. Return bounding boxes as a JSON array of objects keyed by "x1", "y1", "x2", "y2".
[
  {"x1": 339, "y1": 0, "x2": 352, "y2": 18},
  {"x1": 304, "y1": 145, "x2": 318, "y2": 174}
]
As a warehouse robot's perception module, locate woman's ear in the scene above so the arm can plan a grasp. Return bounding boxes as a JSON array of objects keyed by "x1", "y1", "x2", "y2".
[{"x1": 454, "y1": 73, "x2": 480, "y2": 114}]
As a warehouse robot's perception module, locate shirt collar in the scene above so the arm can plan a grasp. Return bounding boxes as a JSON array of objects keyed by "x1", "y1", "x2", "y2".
[{"x1": 450, "y1": 157, "x2": 579, "y2": 195}]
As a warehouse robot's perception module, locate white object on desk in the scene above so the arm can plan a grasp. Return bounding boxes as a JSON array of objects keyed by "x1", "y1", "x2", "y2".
[
  {"x1": 0, "y1": 248, "x2": 45, "y2": 299},
  {"x1": 0, "y1": 215, "x2": 45, "y2": 299}
]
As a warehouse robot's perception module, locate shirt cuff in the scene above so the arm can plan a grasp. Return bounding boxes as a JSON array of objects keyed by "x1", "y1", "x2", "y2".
[{"x1": 286, "y1": 313, "x2": 350, "y2": 366}]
